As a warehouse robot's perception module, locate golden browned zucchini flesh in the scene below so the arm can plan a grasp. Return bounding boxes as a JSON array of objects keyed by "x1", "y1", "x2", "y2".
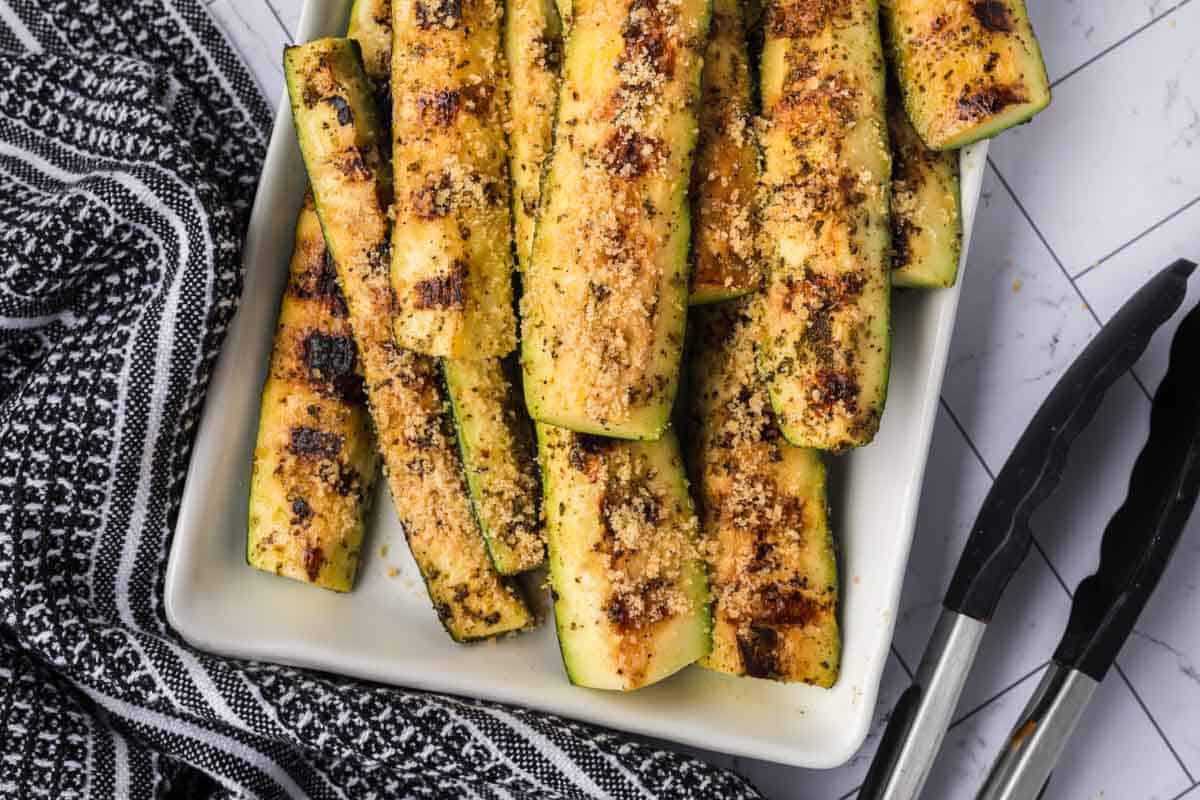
[
  {"x1": 882, "y1": 0, "x2": 1050, "y2": 150},
  {"x1": 689, "y1": 0, "x2": 759, "y2": 305},
  {"x1": 888, "y1": 89, "x2": 962, "y2": 288},
  {"x1": 687, "y1": 300, "x2": 839, "y2": 685},
  {"x1": 539, "y1": 424, "x2": 711, "y2": 690},
  {"x1": 388, "y1": 0, "x2": 517, "y2": 358},
  {"x1": 521, "y1": 0, "x2": 710, "y2": 440},
  {"x1": 285, "y1": 38, "x2": 532, "y2": 640},
  {"x1": 443, "y1": 357, "x2": 544, "y2": 574},
  {"x1": 348, "y1": 0, "x2": 393, "y2": 86},
  {"x1": 757, "y1": 0, "x2": 892, "y2": 452},
  {"x1": 504, "y1": 0, "x2": 562, "y2": 271},
  {"x1": 247, "y1": 195, "x2": 379, "y2": 592}
]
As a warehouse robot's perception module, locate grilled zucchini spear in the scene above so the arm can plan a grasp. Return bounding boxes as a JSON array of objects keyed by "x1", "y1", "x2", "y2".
[
  {"x1": 389, "y1": 0, "x2": 517, "y2": 358},
  {"x1": 689, "y1": 0, "x2": 760, "y2": 305},
  {"x1": 888, "y1": 88, "x2": 962, "y2": 288},
  {"x1": 246, "y1": 6, "x2": 393, "y2": 592},
  {"x1": 687, "y1": 301, "x2": 839, "y2": 686},
  {"x1": 504, "y1": 0, "x2": 562, "y2": 272},
  {"x1": 247, "y1": 195, "x2": 379, "y2": 592},
  {"x1": 539, "y1": 424, "x2": 711, "y2": 690},
  {"x1": 757, "y1": 0, "x2": 892, "y2": 451},
  {"x1": 443, "y1": 359, "x2": 544, "y2": 574},
  {"x1": 356, "y1": 0, "x2": 545, "y2": 575},
  {"x1": 521, "y1": 0, "x2": 711, "y2": 440},
  {"x1": 285, "y1": 38, "x2": 532, "y2": 640},
  {"x1": 881, "y1": 0, "x2": 1050, "y2": 150}
]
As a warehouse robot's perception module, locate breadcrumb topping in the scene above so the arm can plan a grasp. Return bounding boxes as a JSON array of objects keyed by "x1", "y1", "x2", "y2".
[
  {"x1": 521, "y1": 0, "x2": 706, "y2": 432},
  {"x1": 686, "y1": 301, "x2": 839, "y2": 684},
  {"x1": 757, "y1": 0, "x2": 892, "y2": 450}
]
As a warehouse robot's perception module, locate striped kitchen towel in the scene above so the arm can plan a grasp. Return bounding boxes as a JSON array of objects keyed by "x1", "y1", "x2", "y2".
[{"x1": 0, "y1": 1, "x2": 762, "y2": 798}]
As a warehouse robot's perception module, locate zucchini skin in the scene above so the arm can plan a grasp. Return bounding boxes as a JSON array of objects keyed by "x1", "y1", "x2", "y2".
[
  {"x1": 881, "y1": 0, "x2": 1050, "y2": 150},
  {"x1": 521, "y1": 0, "x2": 712, "y2": 441},
  {"x1": 389, "y1": 0, "x2": 517, "y2": 359},
  {"x1": 687, "y1": 301, "x2": 839, "y2": 686},
  {"x1": 689, "y1": 0, "x2": 760, "y2": 305},
  {"x1": 504, "y1": 0, "x2": 562, "y2": 272},
  {"x1": 443, "y1": 358, "x2": 545, "y2": 574},
  {"x1": 539, "y1": 423, "x2": 711, "y2": 691},
  {"x1": 285, "y1": 38, "x2": 532, "y2": 641},
  {"x1": 247, "y1": 194, "x2": 379, "y2": 592},
  {"x1": 757, "y1": 0, "x2": 892, "y2": 452},
  {"x1": 888, "y1": 89, "x2": 962, "y2": 289}
]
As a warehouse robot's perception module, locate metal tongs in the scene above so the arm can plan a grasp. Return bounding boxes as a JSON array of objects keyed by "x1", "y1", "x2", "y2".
[{"x1": 860, "y1": 259, "x2": 1200, "y2": 800}]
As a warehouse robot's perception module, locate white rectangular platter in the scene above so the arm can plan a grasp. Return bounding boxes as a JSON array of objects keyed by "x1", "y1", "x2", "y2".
[{"x1": 166, "y1": 0, "x2": 988, "y2": 769}]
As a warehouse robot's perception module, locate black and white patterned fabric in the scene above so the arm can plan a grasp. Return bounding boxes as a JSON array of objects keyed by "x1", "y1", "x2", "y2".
[{"x1": 0, "y1": 2, "x2": 763, "y2": 797}]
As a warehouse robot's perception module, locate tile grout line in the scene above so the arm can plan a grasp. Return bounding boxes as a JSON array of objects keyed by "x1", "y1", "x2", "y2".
[
  {"x1": 1072, "y1": 193, "x2": 1200, "y2": 283},
  {"x1": 1167, "y1": 780, "x2": 1200, "y2": 800},
  {"x1": 262, "y1": 0, "x2": 294, "y2": 44},
  {"x1": 841, "y1": 657, "x2": 1053, "y2": 800},
  {"x1": 988, "y1": 159, "x2": 1157, "y2": 404},
  {"x1": 949, "y1": 660, "x2": 1051, "y2": 731},
  {"x1": 1049, "y1": 0, "x2": 1194, "y2": 88},
  {"x1": 1113, "y1": 662, "x2": 1198, "y2": 784},
  {"x1": 890, "y1": 645, "x2": 915, "y2": 680},
  {"x1": 938, "y1": 396, "x2": 996, "y2": 480}
]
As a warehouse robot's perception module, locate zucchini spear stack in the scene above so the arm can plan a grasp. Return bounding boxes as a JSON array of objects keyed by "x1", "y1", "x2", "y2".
[
  {"x1": 245, "y1": 0, "x2": 1048, "y2": 692},
  {"x1": 250, "y1": 0, "x2": 545, "y2": 641},
  {"x1": 522, "y1": 0, "x2": 716, "y2": 690}
]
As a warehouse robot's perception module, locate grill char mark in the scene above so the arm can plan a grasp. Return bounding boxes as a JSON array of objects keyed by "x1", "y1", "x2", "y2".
[
  {"x1": 289, "y1": 427, "x2": 344, "y2": 459},
  {"x1": 413, "y1": 260, "x2": 468, "y2": 309}
]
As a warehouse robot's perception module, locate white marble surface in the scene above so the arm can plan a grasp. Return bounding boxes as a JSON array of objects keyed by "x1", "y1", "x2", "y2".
[{"x1": 206, "y1": 0, "x2": 1200, "y2": 797}]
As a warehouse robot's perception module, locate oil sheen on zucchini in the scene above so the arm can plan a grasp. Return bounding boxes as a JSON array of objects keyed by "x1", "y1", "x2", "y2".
[
  {"x1": 504, "y1": 0, "x2": 562, "y2": 272},
  {"x1": 689, "y1": 0, "x2": 759, "y2": 305},
  {"x1": 757, "y1": 0, "x2": 892, "y2": 452},
  {"x1": 389, "y1": 0, "x2": 517, "y2": 359},
  {"x1": 687, "y1": 301, "x2": 839, "y2": 686},
  {"x1": 247, "y1": 195, "x2": 379, "y2": 592},
  {"x1": 881, "y1": 0, "x2": 1050, "y2": 150},
  {"x1": 539, "y1": 423, "x2": 711, "y2": 690},
  {"x1": 443, "y1": 358, "x2": 544, "y2": 574},
  {"x1": 521, "y1": 0, "x2": 710, "y2": 440},
  {"x1": 285, "y1": 38, "x2": 532, "y2": 640},
  {"x1": 888, "y1": 89, "x2": 961, "y2": 288}
]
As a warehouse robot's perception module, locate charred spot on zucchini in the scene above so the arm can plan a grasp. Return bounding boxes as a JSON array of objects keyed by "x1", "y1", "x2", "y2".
[
  {"x1": 540, "y1": 423, "x2": 711, "y2": 690},
  {"x1": 888, "y1": 83, "x2": 962, "y2": 288},
  {"x1": 247, "y1": 194, "x2": 378, "y2": 593},
  {"x1": 286, "y1": 38, "x2": 532, "y2": 639},
  {"x1": 688, "y1": 0, "x2": 760, "y2": 305},
  {"x1": 389, "y1": 0, "x2": 517, "y2": 358},
  {"x1": 881, "y1": 0, "x2": 1050, "y2": 150},
  {"x1": 520, "y1": 0, "x2": 710, "y2": 440},
  {"x1": 686, "y1": 300, "x2": 840, "y2": 686},
  {"x1": 757, "y1": 0, "x2": 892, "y2": 451},
  {"x1": 443, "y1": 357, "x2": 545, "y2": 575}
]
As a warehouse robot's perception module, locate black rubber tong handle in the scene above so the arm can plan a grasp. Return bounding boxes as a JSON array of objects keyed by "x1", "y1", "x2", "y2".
[
  {"x1": 1053, "y1": 298, "x2": 1200, "y2": 681},
  {"x1": 946, "y1": 259, "x2": 1197, "y2": 622}
]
